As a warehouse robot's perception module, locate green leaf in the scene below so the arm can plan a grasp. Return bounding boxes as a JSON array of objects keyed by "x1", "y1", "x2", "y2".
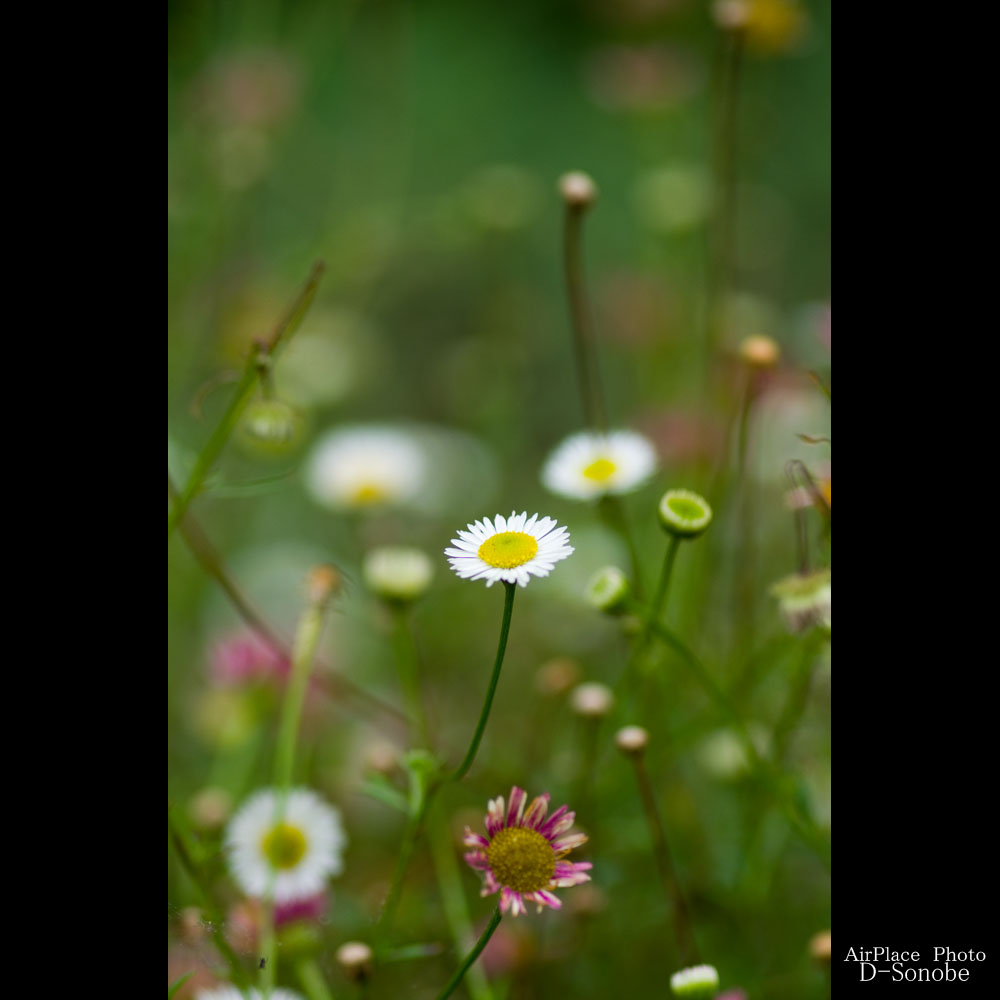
[
  {"x1": 359, "y1": 775, "x2": 409, "y2": 814},
  {"x1": 168, "y1": 971, "x2": 194, "y2": 998}
]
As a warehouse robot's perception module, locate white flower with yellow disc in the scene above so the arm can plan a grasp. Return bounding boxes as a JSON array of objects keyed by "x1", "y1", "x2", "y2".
[
  {"x1": 305, "y1": 426, "x2": 424, "y2": 510},
  {"x1": 445, "y1": 512, "x2": 573, "y2": 588},
  {"x1": 225, "y1": 788, "x2": 347, "y2": 903},
  {"x1": 541, "y1": 430, "x2": 657, "y2": 500}
]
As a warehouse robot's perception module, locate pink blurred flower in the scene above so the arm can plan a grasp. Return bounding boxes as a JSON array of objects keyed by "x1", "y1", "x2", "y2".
[
  {"x1": 464, "y1": 787, "x2": 592, "y2": 916},
  {"x1": 209, "y1": 632, "x2": 289, "y2": 685},
  {"x1": 275, "y1": 892, "x2": 327, "y2": 927}
]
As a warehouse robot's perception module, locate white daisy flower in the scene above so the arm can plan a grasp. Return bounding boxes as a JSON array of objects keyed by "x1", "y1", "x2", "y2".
[
  {"x1": 305, "y1": 426, "x2": 424, "y2": 510},
  {"x1": 445, "y1": 511, "x2": 574, "y2": 588},
  {"x1": 196, "y1": 989, "x2": 305, "y2": 1000},
  {"x1": 225, "y1": 788, "x2": 347, "y2": 904},
  {"x1": 541, "y1": 430, "x2": 657, "y2": 500}
]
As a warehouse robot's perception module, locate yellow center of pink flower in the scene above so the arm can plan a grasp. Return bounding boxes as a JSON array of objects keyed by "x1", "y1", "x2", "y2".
[
  {"x1": 261, "y1": 823, "x2": 308, "y2": 869},
  {"x1": 478, "y1": 532, "x2": 538, "y2": 569},
  {"x1": 582, "y1": 457, "x2": 617, "y2": 482},
  {"x1": 487, "y1": 826, "x2": 556, "y2": 893}
]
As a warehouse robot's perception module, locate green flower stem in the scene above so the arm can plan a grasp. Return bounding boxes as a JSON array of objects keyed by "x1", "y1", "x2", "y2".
[
  {"x1": 563, "y1": 198, "x2": 607, "y2": 431},
  {"x1": 428, "y1": 801, "x2": 494, "y2": 1000},
  {"x1": 261, "y1": 577, "x2": 337, "y2": 992},
  {"x1": 704, "y1": 24, "x2": 746, "y2": 372},
  {"x1": 598, "y1": 495, "x2": 646, "y2": 600},
  {"x1": 392, "y1": 607, "x2": 430, "y2": 748},
  {"x1": 275, "y1": 595, "x2": 332, "y2": 793},
  {"x1": 167, "y1": 480, "x2": 408, "y2": 728},
  {"x1": 376, "y1": 799, "x2": 428, "y2": 944},
  {"x1": 451, "y1": 582, "x2": 516, "y2": 782},
  {"x1": 627, "y1": 751, "x2": 698, "y2": 967},
  {"x1": 377, "y1": 582, "x2": 518, "y2": 943},
  {"x1": 639, "y1": 613, "x2": 830, "y2": 868},
  {"x1": 167, "y1": 261, "x2": 324, "y2": 537},
  {"x1": 167, "y1": 808, "x2": 251, "y2": 989},
  {"x1": 296, "y1": 957, "x2": 337, "y2": 1000},
  {"x1": 434, "y1": 907, "x2": 502, "y2": 1000}
]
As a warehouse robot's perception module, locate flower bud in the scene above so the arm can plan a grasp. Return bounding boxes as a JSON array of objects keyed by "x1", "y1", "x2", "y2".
[
  {"x1": 739, "y1": 333, "x2": 781, "y2": 369},
  {"x1": 559, "y1": 171, "x2": 598, "y2": 208},
  {"x1": 188, "y1": 786, "x2": 233, "y2": 831},
  {"x1": 670, "y1": 964, "x2": 720, "y2": 997},
  {"x1": 658, "y1": 489, "x2": 713, "y2": 539},
  {"x1": 585, "y1": 566, "x2": 630, "y2": 613},
  {"x1": 535, "y1": 657, "x2": 581, "y2": 696},
  {"x1": 306, "y1": 564, "x2": 342, "y2": 606},
  {"x1": 336, "y1": 941, "x2": 374, "y2": 983},
  {"x1": 238, "y1": 398, "x2": 303, "y2": 454},
  {"x1": 713, "y1": 0, "x2": 750, "y2": 30},
  {"x1": 770, "y1": 568, "x2": 831, "y2": 634},
  {"x1": 615, "y1": 725, "x2": 649, "y2": 755},
  {"x1": 810, "y1": 929, "x2": 832, "y2": 965},
  {"x1": 570, "y1": 682, "x2": 614, "y2": 718},
  {"x1": 362, "y1": 546, "x2": 434, "y2": 604}
]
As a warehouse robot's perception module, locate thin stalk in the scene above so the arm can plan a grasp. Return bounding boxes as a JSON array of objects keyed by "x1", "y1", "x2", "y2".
[
  {"x1": 627, "y1": 753, "x2": 698, "y2": 966},
  {"x1": 377, "y1": 582, "x2": 518, "y2": 941},
  {"x1": 262, "y1": 574, "x2": 336, "y2": 990},
  {"x1": 274, "y1": 591, "x2": 332, "y2": 792},
  {"x1": 642, "y1": 616, "x2": 830, "y2": 868},
  {"x1": 296, "y1": 957, "x2": 336, "y2": 1000},
  {"x1": 167, "y1": 809, "x2": 251, "y2": 989},
  {"x1": 435, "y1": 907, "x2": 502, "y2": 1000},
  {"x1": 392, "y1": 608, "x2": 430, "y2": 748},
  {"x1": 168, "y1": 475, "x2": 407, "y2": 728},
  {"x1": 563, "y1": 202, "x2": 608, "y2": 431},
  {"x1": 428, "y1": 802, "x2": 494, "y2": 1000},
  {"x1": 451, "y1": 582, "x2": 516, "y2": 781},
  {"x1": 638, "y1": 535, "x2": 681, "y2": 654},
  {"x1": 598, "y1": 495, "x2": 645, "y2": 600},
  {"x1": 168, "y1": 261, "x2": 324, "y2": 536}
]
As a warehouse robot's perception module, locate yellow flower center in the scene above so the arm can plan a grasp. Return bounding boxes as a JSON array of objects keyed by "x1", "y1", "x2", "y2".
[
  {"x1": 478, "y1": 531, "x2": 538, "y2": 569},
  {"x1": 261, "y1": 823, "x2": 308, "y2": 869},
  {"x1": 352, "y1": 482, "x2": 387, "y2": 505},
  {"x1": 582, "y1": 458, "x2": 617, "y2": 482},
  {"x1": 487, "y1": 826, "x2": 556, "y2": 894}
]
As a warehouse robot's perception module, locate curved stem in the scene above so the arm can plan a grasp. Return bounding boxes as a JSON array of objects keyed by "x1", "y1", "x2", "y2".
[
  {"x1": 628, "y1": 752, "x2": 698, "y2": 966},
  {"x1": 451, "y1": 583, "x2": 516, "y2": 781},
  {"x1": 392, "y1": 607, "x2": 430, "y2": 748},
  {"x1": 435, "y1": 907, "x2": 502, "y2": 1000},
  {"x1": 168, "y1": 261, "x2": 324, "y2": 537},
  {"x1": 563, "y1": 204, "x2": 607, "y2": 431}
]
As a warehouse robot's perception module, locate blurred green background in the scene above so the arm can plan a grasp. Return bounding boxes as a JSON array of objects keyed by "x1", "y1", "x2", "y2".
[{"x1": 169, "y1": 0, "x2": 831, "y2": 997}]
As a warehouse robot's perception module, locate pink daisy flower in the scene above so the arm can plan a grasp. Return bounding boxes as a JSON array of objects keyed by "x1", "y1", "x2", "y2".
[{"x1": 463, "y1": 786, "x2": 593, "y2": 916}]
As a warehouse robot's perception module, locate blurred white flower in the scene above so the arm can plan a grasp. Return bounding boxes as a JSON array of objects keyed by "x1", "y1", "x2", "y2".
[
  {"x1": 306, "y1": 426, "x2": 425, "y2": 510},
  {"x1": 542, "y1": 430, "x2": 657, "y2": 500},
  {"x1": 225, "y1": 788, "x2": 347, "y2": 904}
]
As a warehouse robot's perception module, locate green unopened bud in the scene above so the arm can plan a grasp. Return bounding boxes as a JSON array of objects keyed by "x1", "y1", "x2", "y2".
[
  {"x1": 238, "y1": 398, "x2": 303, "y2": 455},
  {"x1": 670, "y1": 964, "x2": 720, "y2": 997},
  {"x1": 658, "y1": 489, "x2": 713, "y2": 539},
  {"x1": 585, "y1": 566, "x2": 630, "y2": 613},
  {"x1": 363, "y1": 546, "x2": 434, "y2": 604},
  {"x1": 770, "y1": 568, "x2": 831, "y2": 634}
]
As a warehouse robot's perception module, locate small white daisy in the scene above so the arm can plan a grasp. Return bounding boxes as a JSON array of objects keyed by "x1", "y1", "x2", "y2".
[
  {"x1": 196, "y1": 989, "x2": 305, "y2": 1000},
  {"x1": 305, "y1": 426, "x2": 424, "y2": 510},
  {"x1": 445, "y1": 511, "x2": 574, "y2": 588},
  {"x1": 225, "y1": 788, "x2": 347, "y2": 904},
  {"x1": 541, "y1": 430, "x2": 657, "y2": 500}
]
